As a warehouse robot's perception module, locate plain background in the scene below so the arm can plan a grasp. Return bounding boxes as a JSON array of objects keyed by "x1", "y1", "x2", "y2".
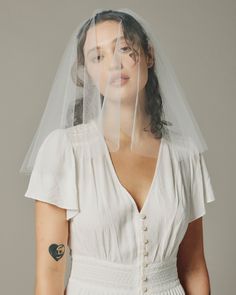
[{"x1": 0, "y1": 0, "x2": 235, "y2": 294}]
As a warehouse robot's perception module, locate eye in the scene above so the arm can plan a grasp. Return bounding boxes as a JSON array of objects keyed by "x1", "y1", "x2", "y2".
[
  {"x1": 120, "y1": 46, "x2": 131, "y2": 52},
  {"x1": 91, "y1": 55, "x2": 103, "y2": 63}
]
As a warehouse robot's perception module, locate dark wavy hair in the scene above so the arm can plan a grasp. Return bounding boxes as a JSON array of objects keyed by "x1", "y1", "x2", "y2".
[{"x1": 72, "y1": 9, "x2": 171, "y2": 139}]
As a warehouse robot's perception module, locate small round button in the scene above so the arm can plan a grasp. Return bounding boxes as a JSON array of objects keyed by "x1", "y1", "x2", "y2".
[
  {"x1": 142, "y1": 275, "x2": 148, "y2": 281},
  {"x1": 143, "y1": 262, "x2": 148, "y2": 267},
  {"x1": 144, "y1": 239, "x2": 149, "y2": 244},
  {"x1": 143, "y1": 226, "x2": 148, "y2": 231},
  {"x1": 140, "y1": 214, "x2": 146, "y2": 219},
  {"x1": 143, "y1": 286, "x2": 148, "y2": 292},
  {"x1": 144, "y1": 251, "x2": 149, "y2": 256}
]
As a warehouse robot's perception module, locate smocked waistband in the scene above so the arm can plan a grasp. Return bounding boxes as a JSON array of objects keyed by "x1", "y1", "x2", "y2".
[{"x1": 69, "y1": 255, "x2": 181, "y2": 294}]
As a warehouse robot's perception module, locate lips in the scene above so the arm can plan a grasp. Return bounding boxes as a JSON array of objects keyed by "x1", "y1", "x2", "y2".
[{"x1": 110, "y1": 73, "x2": 130, "y2": 84}]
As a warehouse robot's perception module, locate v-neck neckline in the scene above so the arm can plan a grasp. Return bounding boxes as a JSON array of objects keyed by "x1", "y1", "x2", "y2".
[{"x1": 91, "y1": 120, "x2": 164, "y2": 216}]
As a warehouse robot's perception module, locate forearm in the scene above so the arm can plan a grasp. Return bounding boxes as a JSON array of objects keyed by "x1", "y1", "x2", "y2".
[
  {"x1": 34, "y1": 201, "x2": 69, "y2": 295},
  {"x1": 35, "y1": 271, "x2": 65, "y2": 295},
  {"x1": 178, "y1": 267, "x2": 211, "y2": 295}
]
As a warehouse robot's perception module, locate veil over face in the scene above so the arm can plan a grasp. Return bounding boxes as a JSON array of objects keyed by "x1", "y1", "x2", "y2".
[
  {"x1": 20, "y1": 8, "x2": 208, "y2": 175},
  {"x1": 81, "y1": 17, "x2": 159, "y2": 155}
]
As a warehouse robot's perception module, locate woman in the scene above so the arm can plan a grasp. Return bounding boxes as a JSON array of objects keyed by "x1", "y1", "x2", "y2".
[{"x1": 21, "y1": 8, "x2": 216, "y2": 295}]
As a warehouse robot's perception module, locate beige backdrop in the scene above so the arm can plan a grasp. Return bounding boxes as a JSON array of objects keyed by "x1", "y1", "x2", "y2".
[{"x1": 1, "y1": 0, "x2": 235, "y2": 294}]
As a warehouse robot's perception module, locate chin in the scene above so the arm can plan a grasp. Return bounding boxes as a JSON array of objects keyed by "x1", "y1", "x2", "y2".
[{"x1": 101, "y1": 85, "x2": 140, "y2": 104}]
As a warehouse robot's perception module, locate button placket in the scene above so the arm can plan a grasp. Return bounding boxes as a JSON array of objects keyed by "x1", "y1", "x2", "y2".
[{"x1": 139, "y1": 213, "x2": 149, "y2": 294}]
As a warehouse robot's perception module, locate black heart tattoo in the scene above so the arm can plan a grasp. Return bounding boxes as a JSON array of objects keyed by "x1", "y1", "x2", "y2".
[{"x1": 48, "y1": 243, "x2": 65, "y2": 261}]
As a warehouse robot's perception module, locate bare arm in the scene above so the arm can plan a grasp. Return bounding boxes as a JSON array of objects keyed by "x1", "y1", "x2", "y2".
[
  {"x1": 177, "y1": 217, "x2": 211, "y2": 295},
  {"x1": 35, "y1": 200, "x2": 69, "y2": 295}
]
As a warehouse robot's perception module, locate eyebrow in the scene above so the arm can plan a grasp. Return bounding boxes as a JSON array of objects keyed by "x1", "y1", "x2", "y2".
[{"x1": 86, "y1": 36, "x2": 126, "y2": 56}]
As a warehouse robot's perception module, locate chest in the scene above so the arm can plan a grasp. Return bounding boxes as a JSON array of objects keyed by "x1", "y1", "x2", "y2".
[
  {"x1": 73, "y1": 137, "x2": 189, "y2": 235},
  {"x1": 107, "y1": 150, "x2": 159, "y2": 213}
]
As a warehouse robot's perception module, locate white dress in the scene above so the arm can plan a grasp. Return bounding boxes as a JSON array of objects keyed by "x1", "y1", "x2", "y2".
[{"x1": 24, "y1": 120, "x2": 216, "y2": 295}]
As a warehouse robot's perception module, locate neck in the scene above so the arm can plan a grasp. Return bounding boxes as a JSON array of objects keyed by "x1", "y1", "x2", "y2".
[{"x1": 119, "y1": 89, "x2": 151, "y2": 144}]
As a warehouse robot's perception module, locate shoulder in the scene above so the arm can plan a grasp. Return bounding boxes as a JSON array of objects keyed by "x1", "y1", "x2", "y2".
[
  {"x1": 65, "y1": 120, "x2": 100, "y2": 145},
  {"x1": 38, "y1": 128, "x2": 72, "y2": 156},
  {"x1": 164, "y1": 132, "x2": 199, "y2": 163},
  {"x1": 42, "y1": 121, "x2": 95, "y2": 147}
]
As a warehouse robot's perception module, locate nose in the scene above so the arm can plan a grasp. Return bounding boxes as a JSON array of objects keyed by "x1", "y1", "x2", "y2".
[{"x1": 108, "y1": 51, "x2": 123, "y2": 70}]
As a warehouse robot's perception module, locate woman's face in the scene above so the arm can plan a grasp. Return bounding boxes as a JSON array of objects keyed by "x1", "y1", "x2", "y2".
[{"x1": 83, "y1": 20, "x2": 152, "y2": 103}]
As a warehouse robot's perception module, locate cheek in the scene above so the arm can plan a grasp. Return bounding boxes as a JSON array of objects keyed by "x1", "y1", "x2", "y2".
[
  {"x1": 85, "y1": 64, "x2": 106, "y2": 90},
  {"x1": 123, "y1": 52, "x2": 148, "y2": 85},
  {"x1": 138, "y1": 57, "x2": 149, "y2": 88},
  {"x1": 139, "y1": 68, "x2": 148, "y2": 88},
  {"x1": 129, "y1": 62, "x2": 148, "y2": 90}
]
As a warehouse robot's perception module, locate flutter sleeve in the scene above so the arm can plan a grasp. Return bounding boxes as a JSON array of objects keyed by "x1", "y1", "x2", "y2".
[
  {"x1": 24, "y1": 128, "x2": 79, "y2": 220},
  {"x1": 188, "y1": 151, "x2": 216, "y2": 223}
]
